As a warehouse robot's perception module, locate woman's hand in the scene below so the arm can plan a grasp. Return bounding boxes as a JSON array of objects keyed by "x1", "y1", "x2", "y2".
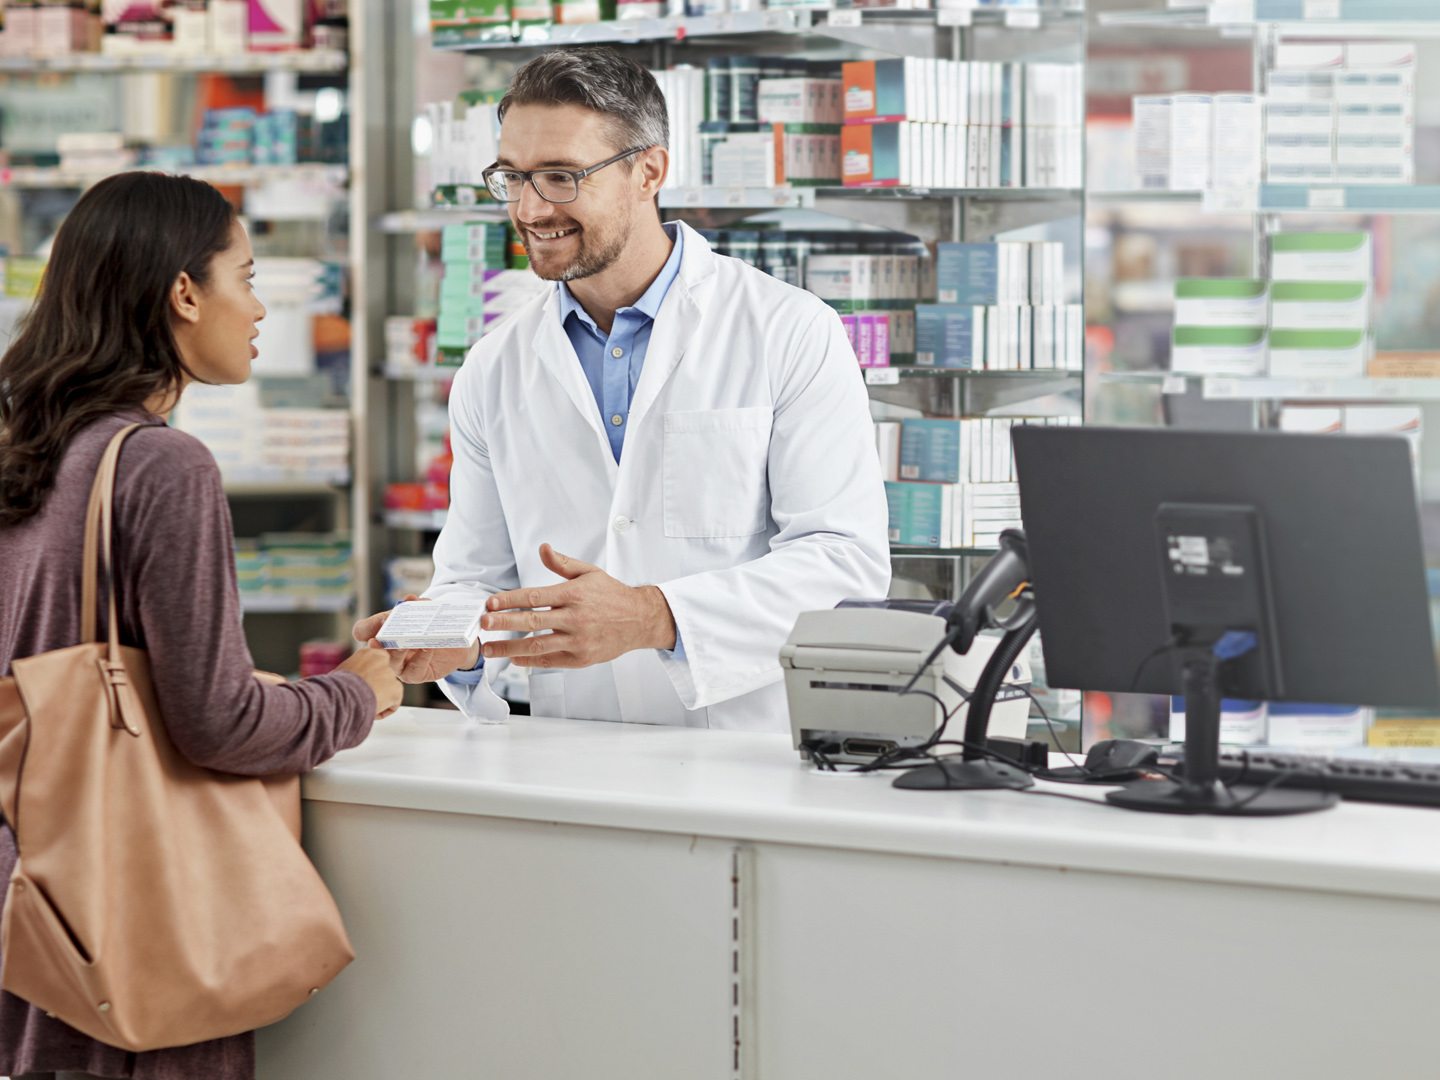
[{"x1": 336, "y1": 646, "x2": 404, "y2": 718}]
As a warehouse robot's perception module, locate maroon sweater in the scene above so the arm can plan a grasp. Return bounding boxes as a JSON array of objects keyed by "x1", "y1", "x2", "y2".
[{"x1": 0, "y1": 410, "x2": 376, "y2": 1079}]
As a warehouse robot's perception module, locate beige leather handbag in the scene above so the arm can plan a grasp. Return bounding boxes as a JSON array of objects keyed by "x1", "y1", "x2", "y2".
[{"x1": 0, "y1": 423, "x2": 354, "y2": 1052}]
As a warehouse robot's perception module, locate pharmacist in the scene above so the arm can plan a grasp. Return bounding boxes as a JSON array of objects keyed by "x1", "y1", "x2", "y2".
[{"x1": 355, "y1": 47, "x2": 889, "y2": 732}]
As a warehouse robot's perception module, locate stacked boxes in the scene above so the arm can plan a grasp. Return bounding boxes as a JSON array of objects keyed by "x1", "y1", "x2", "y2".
[
  {"x1": 1266, "y1": 42, "x2": 1415, "y2": 185},
  {"x1": 172, "y1": 383, "x2": 351, "y2": 480},
  {"x1": 426, "y1": 96, "x2": 500, "y2": 189},
  {"x1": 1267, "y1": 231, "x2": 1372, "y2": 378},
  {"x1": 385, "y1": 316, "x2": 438, "y2": 372},
  {"x1": 1170, "y1": 232, "x2": 1374, "y2": 379},
  {"x1": 1169, "y1": 697, "x2": 1373, "y2": 750},
  {"x1": 1279, "y1": 403, "x2": 1422, "y2": 484},
  {"x1": 437, "y1": 223, "x2": 546, "y2": 353},
  {"x1": 1135, "y1": 93, "x2": 1262, "y2": 191},
  {"x1": 840, "y1": 59, "x2": 1083, "y2": 189},
  {"x1": 882, "y1": 416, "x2": 1079, "y2": 548},
  {"x1": 235, "y1": 534, "x2": 353, "y2": 604},
  {"x1": 660, "y1": 60, "x2": 843, "y2": 189},
  {"x1": 261, "y1": 410, "x2": 349, "y2": 474},
  {"x1": 916, "y1": 241, "x2": 1080, "y2": 370},
  {"x1": 806, "y1": 250, "x2": 921, "y2": 367}
]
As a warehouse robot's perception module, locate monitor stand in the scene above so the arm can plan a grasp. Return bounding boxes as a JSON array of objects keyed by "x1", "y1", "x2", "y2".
[{"x1": 1105, "y1": 648, "x2": 1336, "y2": 816}]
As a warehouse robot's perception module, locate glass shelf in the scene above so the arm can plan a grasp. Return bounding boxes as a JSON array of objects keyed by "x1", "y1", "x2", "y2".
[{"x1": 0, "y1": 49, "x2": 347, "y2": 73}]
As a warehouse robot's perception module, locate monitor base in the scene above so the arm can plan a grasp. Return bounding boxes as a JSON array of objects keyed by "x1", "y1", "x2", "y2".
[
  {"x1": 893, "y1": 759, "x2": 1035, "y2": 791},
  {"x1": 1105, "y1": 778, "x2": 1337, "y2": 816}
]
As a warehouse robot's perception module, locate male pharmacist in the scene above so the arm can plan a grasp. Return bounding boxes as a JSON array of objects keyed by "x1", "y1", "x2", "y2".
[{"x1": 355, "y1": 47, "x2": 889, "y2": 731}]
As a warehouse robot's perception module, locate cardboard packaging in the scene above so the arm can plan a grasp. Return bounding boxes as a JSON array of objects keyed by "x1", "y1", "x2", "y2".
[
  {"x1": 1266, "y1": 329, "x2": 1367, "y2": 379},
  {"x1": 915, "y1": 304, "x2": 985, "y2": 369},
  {"x1": 1170, "y1": 326, "x2": 1268, "y2": 377},
  {"x1": 1267, "y1": 703, "x2": 1370, "y2": 750},
  {"x1": 1269, "y1": 281, "x2": 1371, "y2": 331},
  {"x1": 1169, "y1": 698, "x2": 1268, "y2": 746},
  {"x1": 1269, "y1": 232, "x2": 1372, "y2": 282},
  {"x1": 1173, "y1": 279, "x2": 1268, "y2": 328}
]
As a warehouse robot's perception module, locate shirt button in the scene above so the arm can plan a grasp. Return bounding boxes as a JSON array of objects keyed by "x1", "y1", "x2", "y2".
[
  {"x1": 611, "y1": 413, "x2": 624, "y2": 426},
  {"x1": 613, "y1": 515, "x2": 632, "y2": 532},
  {"x1": 611, "y1": 346, "x2": 624, "y2": 358}
]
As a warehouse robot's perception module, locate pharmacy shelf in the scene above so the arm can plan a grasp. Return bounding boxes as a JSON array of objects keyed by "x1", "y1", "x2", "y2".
[
  {"x1": 222, "y1": 467, "x2": 352, "y2": 491},
  {"x1": 0, "y1": 48, "x2": 347, "y2": 73},
  {"x1": 867, "y1": 367, "x2": 1080, "y2": 384},
  {"x1": 660, "y1": 186, "x2": 825, "y2": 209},
  {"x1": 1202, "y1": 377, "x2": 1440, "y2": 401},
  {"x1": 0, "y1": 163, "x2": 348, "y2": 190},
  {"x1": 433, "y1": 4, "x2": 1080, "y2": 52},
  {"x1": 1098, "y1": 6, "x2": 1440, "y2": 38},
  {"x1": 1253, "y1": 20, "x2": 1440, "y2": 39},
  {"x1": 1088, "y1": 190, "x2": 1204, "y2": 204},
  {"x1": 818, "y1": 186, "x2": 1082, "y2": 203},
  {"x1": 890, "y1": 546, "x2": 999, "y2": 558},
  {"x1": 241, "y1": 592, "x2": 355, "y2": 614},
  {"x1": 377, "y1": 207, "x2": 508, "y2": 232},
  {"x1": 385, "y1": 509, "x2": 450, "y2": 531},
  {"x1": 1259, "y1": 185, "x2": 1440, "y2": 214},
  {"x1": 384, "y1": 364, "x2": 462, "y2": 381}
]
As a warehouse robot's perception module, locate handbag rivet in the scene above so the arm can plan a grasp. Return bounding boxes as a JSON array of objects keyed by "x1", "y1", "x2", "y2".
[
  {"x1": 45, "y1": 1012, "x2": 55, "y2": 1019},
  {"x1": 13, "y1": 881, "x2": 23, "y2": 892},
  {"x1": 310, "y1": 988, "x2": 319, "y2": 996},
  {"x1": 98, "y1": 1002, "x2": 110, "y2": 1011}
]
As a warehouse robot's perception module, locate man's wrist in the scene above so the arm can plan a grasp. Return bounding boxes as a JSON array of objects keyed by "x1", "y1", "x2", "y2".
[{"x1": 642, "y1": 585, "x2": 677, "y2": 652}]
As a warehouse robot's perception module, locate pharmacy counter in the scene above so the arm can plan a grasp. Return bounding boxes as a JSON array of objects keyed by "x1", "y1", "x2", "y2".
[{"x1": 257, "y1": 710, "x2": 1440, "y2": 1080}]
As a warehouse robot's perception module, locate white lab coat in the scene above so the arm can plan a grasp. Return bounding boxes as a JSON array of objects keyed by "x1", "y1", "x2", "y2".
[{"x1": 427, "y1": 221, "x2": 890, "y2": 732}]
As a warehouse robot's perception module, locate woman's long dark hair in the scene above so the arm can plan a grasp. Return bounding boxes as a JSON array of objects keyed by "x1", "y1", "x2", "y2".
[{"x1": 0, "y1": 171, "x2": 236, "y2": 526}]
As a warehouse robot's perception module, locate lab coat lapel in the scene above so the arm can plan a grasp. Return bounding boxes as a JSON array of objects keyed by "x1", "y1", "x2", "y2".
[
  {"x1": 531, "y1": 289, "x2": 618, "y2": 478},
  {"x1": 627, "y1": 223, "x2": 717, "y2": 434}
]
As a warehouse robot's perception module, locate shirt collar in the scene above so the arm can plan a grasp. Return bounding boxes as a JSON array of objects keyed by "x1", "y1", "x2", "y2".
[{"x1": 556, "y1": 222, "x2": 684, "y2": 332}]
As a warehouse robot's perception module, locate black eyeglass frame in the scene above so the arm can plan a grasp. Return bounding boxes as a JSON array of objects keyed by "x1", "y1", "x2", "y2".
[{"x1": 480, "y1": 146, "x2": 652, "y2": 204}]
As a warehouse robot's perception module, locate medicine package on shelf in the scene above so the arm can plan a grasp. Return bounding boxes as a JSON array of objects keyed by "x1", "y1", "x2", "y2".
[{"x1": 377, "y1": 599, "x2": 485, "y2": 650}]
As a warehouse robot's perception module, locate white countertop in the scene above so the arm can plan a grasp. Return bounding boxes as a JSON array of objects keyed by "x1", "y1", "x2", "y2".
[{"x1": 305, "y1": 708, "x2": 1440, "y2": 904}]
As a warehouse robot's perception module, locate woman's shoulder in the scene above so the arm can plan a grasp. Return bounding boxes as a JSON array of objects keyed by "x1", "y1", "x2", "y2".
[{"x1": 112, "y1": 418, "x2": 225, "y2": 499}]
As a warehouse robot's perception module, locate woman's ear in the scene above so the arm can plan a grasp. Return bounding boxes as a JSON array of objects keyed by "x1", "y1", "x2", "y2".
[{"x1": 170, "y1": 270, "x2": 201, "y2": 326}]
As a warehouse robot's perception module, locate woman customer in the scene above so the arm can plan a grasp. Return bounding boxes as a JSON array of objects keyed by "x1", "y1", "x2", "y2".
[{"x1": 0, "y1": 171, "x2": 402, "y2": 1080}]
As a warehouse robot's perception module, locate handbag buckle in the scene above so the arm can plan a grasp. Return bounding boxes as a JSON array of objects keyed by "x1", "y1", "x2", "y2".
[{"x1": 96, "y1": 658, "x2": 142, "y2": 737}]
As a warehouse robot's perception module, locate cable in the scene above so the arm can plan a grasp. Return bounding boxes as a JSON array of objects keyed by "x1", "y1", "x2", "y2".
[
  {"x1": 1129, "y1": 635, "x2": 1180, "y2": 694},
  {"x1": 1017, "y1": 684, "x2": 1082, "y2": 771}
]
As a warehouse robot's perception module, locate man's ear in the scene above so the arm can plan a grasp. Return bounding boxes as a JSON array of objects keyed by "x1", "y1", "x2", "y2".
[
  {"x1": 170, "y1": 270, "x2": 201, "y2": 326},
  {"x1": 636, "y1": 146, "x2": 669, "y2": 201}
]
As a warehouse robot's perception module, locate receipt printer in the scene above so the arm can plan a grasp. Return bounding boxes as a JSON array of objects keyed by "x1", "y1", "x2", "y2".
[{"x1": 781, "y1": 604, "x2": 1032, "y2": 765}]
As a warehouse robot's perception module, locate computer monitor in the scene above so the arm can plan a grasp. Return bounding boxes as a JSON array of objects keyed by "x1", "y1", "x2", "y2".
[{"x1": 1011, "y1": 426, "x2": 1440, "y2": 816}]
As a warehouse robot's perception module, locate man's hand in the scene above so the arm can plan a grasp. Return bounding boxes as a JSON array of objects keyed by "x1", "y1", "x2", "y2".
[
  {"x1": 480, "y1": 544, "x2": 676, "y2": 669},
  {"x1": 352, "y1": 595, "x2": 481, "y2": 685}
]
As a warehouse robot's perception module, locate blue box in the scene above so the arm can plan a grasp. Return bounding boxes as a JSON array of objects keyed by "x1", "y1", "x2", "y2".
[
  {"x1": 899, "y1": 418, "x2": 962, "y2": 483},
  {"x1": 936, "y1": 243, "x2": 999, "y2": 305},
  {"x1": 916, "y1": 304, "x2": 985, "y2": 369}
]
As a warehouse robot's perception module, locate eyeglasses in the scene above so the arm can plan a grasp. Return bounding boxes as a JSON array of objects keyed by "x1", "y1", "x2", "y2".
[{"x1": 481, "y1": 147, "x2": 650, "y2": 204}]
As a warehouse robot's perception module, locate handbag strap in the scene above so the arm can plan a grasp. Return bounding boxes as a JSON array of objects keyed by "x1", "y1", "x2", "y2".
[{"x1": 78, "y1": 423, "x2": 152, "y2": 651}]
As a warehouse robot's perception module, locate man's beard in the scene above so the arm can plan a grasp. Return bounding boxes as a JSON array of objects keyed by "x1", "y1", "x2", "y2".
[{"x1": 523, "y1": 217, "x2": 628, "y2": 282}]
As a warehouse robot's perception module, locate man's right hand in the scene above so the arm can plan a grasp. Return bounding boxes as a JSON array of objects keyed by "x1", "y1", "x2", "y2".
[{"x1": 352, "y1": 596, "x2": 482, "y2": 685}]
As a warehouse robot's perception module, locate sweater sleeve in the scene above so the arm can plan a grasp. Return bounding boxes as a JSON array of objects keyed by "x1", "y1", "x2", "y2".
[{"x1": 111, "y1": 427, "x2": 375, "y2": 776}]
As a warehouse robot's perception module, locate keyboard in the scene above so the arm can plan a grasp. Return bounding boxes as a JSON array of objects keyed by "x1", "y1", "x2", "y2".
[{"x1": 1180, "y1": 748, "x2": 1440, "y2": 809}]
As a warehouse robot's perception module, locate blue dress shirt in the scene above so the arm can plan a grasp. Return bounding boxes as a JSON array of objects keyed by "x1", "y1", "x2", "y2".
[{"x1": 448, "y1": 225, "x2": 686, "y2": 686}]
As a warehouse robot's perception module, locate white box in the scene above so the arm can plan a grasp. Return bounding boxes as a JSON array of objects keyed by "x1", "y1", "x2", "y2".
[
  {"x1": 1270, "y1": 232, "x2": 1372, "y2": 282},
  {"x1": 1345, "y1": 42, "x2": 1415, "y2": 70},
  {"x1": 1267, "y1": 704, "x2": 1370, "y2": 750},
  {"x1": 1269, "y1": 282, "x2": 1371, "y2": 331},
  {"x1": 1174, "y1": 280, "x2": 1268, "y2": 327},
  {"x1": 1278, "y1": 406, "x2": 1343, "y2": 434},
  {"x1": 1211, "y1": 93, "x2": 1262, "y2": 188},
  {"x1": 1266, "y1": 329, "x2": 1367, "y2": 379},
  {"x1": 1274, "y1": 44, "x2": 1344, "y2": 70},
  {"x1": 1133, "y1": 95, "x2": 1172, "y2": 190},
  {"x1": 377, "y1": 600, "x2": 486, "y2": 651},
  {"x1": 1265, "y1": 132, "x2": 1334, "y2": 165},
  {"x1": 1171, "y1": 326, "x2": 1268, "y2": 377},
  {"x1": 1266, "y1": 70, "x2": 1334, "y2": 103},
  {"x1": 1344, "y1": 405, "x2": 1422, "y2": 476},
  {"x1": 1264, "y1": 101, "x2": 1335, "y2": 136},
  {"x1": 1170, "y1": 698, "x2": 1267, "y2": 746}
]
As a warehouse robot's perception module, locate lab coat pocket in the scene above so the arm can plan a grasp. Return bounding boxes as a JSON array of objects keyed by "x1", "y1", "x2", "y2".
[
  {"x1": 663, "y1": 407, "x2": 773, "y2": 538},
  {"x1": 527, "y1": 670, "x2": 566, "y2": 719}
]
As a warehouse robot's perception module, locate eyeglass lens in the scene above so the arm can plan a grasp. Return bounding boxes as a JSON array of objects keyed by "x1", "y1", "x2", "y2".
[{"x1": 489, "y1": 170, "x2": 578, "y2": 203}]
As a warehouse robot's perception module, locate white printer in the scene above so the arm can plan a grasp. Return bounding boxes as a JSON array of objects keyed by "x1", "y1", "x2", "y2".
[{"x1": 781, "y1": 604, "x2": 1032, "y2": 766}]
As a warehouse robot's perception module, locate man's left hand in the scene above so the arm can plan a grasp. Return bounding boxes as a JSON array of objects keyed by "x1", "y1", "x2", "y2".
[{"x1": 480, "y1": 544, "x2": 677, "y2": 668}]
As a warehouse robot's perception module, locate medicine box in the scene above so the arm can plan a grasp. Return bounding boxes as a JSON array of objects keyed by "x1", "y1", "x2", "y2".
[
  {"x1": 1278, "y1": 406, "x2": 1343, "y2": 434},
  {"x1": 936, "y1": 242, "x2": 1031, "y2": 306},
  {"x1": 915, "y1": 304, "x2": 986, "y2": 369},
  {"x1": 1269, "y1": 232, "x2": 1372, "y2": 283},
  {"x1": 840, "y1": 122, "x2": 901, "y2": 187},
  {"x1": 1267, "y1": 703, "x2": 1369, "y2": 750},
  {"x1": 1170, "y1": 326, "x2": 1268, "y2": 377},
  {"x1": 899, "y1": 419, "x2": 963, "y2": 484},
  {"x1": 1269, "y1": 282, "x2": 1371, "y2": 331},
  {"x1": 885, "y1": 481, "x2": 954, "y2": 549},
  {"x1": 1169, "y1": 698, "x2": 1268, "y2": 746},
  {"x1": 841, "y1": 59, "x2": 910, "y2": 124},
  {"x1": 1173, "y1": 280, "x2": 1268, "y2": 328},
  {"x1": 377, "y1": 599, "x2": 487, "y2": 651},
  {"x1": 1266, "y1": 329, "x2": 1367, "y2": 379}
]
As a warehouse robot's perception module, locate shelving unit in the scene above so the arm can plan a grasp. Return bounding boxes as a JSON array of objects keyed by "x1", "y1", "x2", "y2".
[{"x1": 0, "y1": 48, "x2": 348, "y2": 73}]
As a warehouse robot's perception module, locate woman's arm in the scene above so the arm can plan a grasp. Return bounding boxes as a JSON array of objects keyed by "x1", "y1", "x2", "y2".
[{"x1": 113, "y1": 428, "x2": 377, "y2": 776}]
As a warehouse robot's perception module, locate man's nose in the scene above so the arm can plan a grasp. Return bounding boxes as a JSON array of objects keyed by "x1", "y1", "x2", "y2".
[{"x1": 516, "y1": 178, "x2": 552, "y2": 222}]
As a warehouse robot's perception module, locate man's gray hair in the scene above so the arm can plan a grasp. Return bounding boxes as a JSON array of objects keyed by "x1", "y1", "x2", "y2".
[{"x1": 498, "y1": 47, "x2": 669, "y2": 156}]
